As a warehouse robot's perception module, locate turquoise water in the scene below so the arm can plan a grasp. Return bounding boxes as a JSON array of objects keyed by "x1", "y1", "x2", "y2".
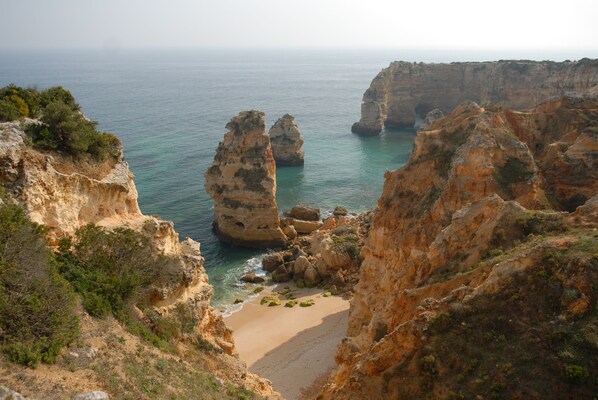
[{"x1": 3, "y1": 48, "x2": 538, "y2": 306}]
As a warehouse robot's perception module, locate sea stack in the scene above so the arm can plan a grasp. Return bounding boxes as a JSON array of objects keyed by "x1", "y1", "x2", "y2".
[
  {"x1": 268, "y1": 114, "x2": 305, "y2": 166},
  {"x1": 204, "y1": 110, "x2": 288, "y2": 248}
]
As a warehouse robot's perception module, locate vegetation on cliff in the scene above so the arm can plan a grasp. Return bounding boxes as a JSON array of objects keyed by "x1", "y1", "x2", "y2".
[
  {"x1": 0, "y1": 196, "x2": 79, "y2": 367},
  {"x1": 0, "y1": 84, "x2": 120, "y2": 160}
]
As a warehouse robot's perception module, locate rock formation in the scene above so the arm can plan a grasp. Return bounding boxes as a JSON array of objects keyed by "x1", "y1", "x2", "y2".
[
  {"x1": 321, "y1": 95, "x2": 598, "y2": 399},
  {"x1": 0, "y1": 120, "x2": 279, "y2": 398},
  {"x1": 205, "y1": 110, "x2": 288, "y2": 248},
  {"x1": 352, "y1": 58, "x2": 598, "y2": 134},
  {"x1": 268, "y1": 114, "x2": 304, "y2": 166}
]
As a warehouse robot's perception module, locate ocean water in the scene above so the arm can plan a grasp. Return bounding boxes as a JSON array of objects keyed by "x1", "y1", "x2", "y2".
[{"x1": 0, "y1": 48, "x2": 579, "y2": 308}]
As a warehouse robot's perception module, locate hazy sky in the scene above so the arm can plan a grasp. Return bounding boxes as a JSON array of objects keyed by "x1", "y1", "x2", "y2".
[{"x1": 1, "y1": 0, "x2": 597, "y2": 51}]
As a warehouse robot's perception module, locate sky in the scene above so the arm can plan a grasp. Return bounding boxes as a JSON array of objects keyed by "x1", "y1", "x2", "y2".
[{"x1": 1, "y1": 0, "x2": 597, "y2": 52}]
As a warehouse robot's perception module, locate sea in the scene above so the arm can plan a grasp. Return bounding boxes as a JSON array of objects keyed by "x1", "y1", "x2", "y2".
[{"x1": 0, "y1": 47, "x2": 582, "y2": 311}]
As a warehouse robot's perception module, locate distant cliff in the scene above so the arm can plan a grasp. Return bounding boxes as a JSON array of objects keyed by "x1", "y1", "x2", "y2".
[
  {"x1": 352, "y1": 58, "x2": 598, "y2": 134},
  {"x1": 322, "y1": 95, "x2": 598, "y2": 398}
]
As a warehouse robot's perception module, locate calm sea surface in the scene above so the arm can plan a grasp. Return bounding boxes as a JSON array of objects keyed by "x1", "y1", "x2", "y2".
[{"x1": 0, "y1": 48, "x2": 578, "y2": 307}]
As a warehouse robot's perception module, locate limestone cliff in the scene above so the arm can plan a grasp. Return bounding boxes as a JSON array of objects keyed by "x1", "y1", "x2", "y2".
[
  {"x1": 322, "y1": 95, "x2": 598, "y2": 399},
  {"x1": 268, "y1": 114, "x2": 304, "y2": 166},
  {"x1": 205, "y1": 110, "x2": 287, "y2": 248},
  {"x1": 0, "y1": 120, "x2": 278, "y2": 398},
  {"x1": 352, "y1": 58, "x2": 598, "y2": 134}
]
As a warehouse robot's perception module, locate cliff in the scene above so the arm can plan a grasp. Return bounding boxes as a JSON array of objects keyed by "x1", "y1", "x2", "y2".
[
  {"x1": 352, "y1": 58, "x2": 598, "y2": 134},
  {"x1": 205, "y1": 110, "x2": 288, "y2": 248},
  {"x1": 321, "y1": 95, "x2": 598, "y2": 399},
  {"x1": 268, "y1": 114, "x2": 305, "y2": 166},
  {"x1": 0, "y1": 120, "x2": 279, "y2": 399}
]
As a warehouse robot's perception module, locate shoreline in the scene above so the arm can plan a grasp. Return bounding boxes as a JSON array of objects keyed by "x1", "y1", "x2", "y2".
[{"x1": 224, "y1": 284, "x2": 350, "y2": 399}]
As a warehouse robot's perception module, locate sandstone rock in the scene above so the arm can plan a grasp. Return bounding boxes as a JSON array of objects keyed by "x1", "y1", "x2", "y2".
[
  {"x1": 240, "y1": 272, "x2": 266, "y2": 284},
  {"x1": 304, "y1": 265, "x2": 322, "y2": 287},
  {"x1": 0, "y1": 386, "x2": 29, "y2": 400},
  {"x1": 287, "y1": 218, "x2": 323, "y2": 234},
  {"x1": 321, "y1": 94, "x2": 598, "y2": 400},
  {"x1": 293, "y1": 255, "x2": 311, "y2": 278},
  {"x1": 352, "y1": 59, "x2": 598, "y2": 133},
  {"x1": 285, "y1": 205, "x2": 321, "y2": 221},
  {"x1": 418, "y1": 108, "x2": 444, "y2": 130},
  {"x1": 272, "y1": 265, "x2": 290, "y2": 283},
  {"x1": 333, "y1": 206, "x2": 348, "y2": 216},
  {"x1": 73, "y1": 392, "x2": 109, "y2": 400},
  {"x1": 291, "y1": 245, "x2": 308, "y2": 259},
  {"x1": 268, "y1": 114, "x2": 305, "y2": 166},
  {"x1": 320, "y1": 217, "x2": 337, "y2": 230},
  {"x1": 262, "y1": 252, "x2": 284, "y2": 272},
  {"x1": 204, "y1": 110, "x2": 287, "y2": 248}
]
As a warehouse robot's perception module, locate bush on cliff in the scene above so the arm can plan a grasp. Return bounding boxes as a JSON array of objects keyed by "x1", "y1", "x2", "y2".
[
  {"x1": 0, "y1": 84, "x2": 120, "y2": 160},
  {"x1": 0, "y1": 199, "x2": 79, "y2": 367},
  {"x1": 57, "y1": 224, "x2": 179, "y2": 322},
  {"x1": 26, "y1": 100, "x2": 120, "y2": 160}
]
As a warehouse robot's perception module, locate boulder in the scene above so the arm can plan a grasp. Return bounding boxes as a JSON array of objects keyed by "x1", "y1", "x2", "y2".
[
  {"x1": 285, "y1": 205, "x2": 321, "y2": 221},
  {"x1": 240, "y1": 272, "x2": 266, "y2": 284},
  {"x1": 0, "y1": 387, "x2": 28, "y2": 400},
  {"x1": 262, "y1": 252, "x2": 284, "y2": 272},
  {"x1": 73, "y1": 392, "x2": 109, "y2": 400},
  {"x1": 293, "y1": 256, "x2": 311, "y2": 277},
  {"x1": 333, "y1": 206, "x2": 348, "y2": 216},
  {"x1": 287, "y1": 218, "x2": 322, "y2": 234},
  {"x1": 272, "y1": 265, "x2": 290, "y2": 283},
  {"x1": 304, "y1": 265, "x2": 322, "y2": 287}
]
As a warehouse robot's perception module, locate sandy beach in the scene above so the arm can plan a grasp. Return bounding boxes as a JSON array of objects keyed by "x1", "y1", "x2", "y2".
[{"x1": 225, "y1": 285, "x2": 350, "y2": 400}]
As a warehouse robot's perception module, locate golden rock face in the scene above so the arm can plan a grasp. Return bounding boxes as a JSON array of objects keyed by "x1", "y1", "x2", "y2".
[
  {"x1": 205, "y1": 110, "x2": 288, "y2": 248},
  {"x1": 322, "y1": 95, "x2": 598, "y2": 399}
]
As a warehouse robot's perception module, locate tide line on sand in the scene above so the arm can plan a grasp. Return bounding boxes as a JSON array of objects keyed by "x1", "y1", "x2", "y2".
[{"x1": 225, "y1": 285, "x2": 350, "y2": 400}]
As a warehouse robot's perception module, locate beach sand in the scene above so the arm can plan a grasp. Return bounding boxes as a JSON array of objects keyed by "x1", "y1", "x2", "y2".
[{"x1": 225, "y1": 285, "x2": 349, "y2": 400}]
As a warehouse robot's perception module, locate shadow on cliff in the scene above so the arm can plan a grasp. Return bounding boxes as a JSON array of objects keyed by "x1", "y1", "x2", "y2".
[{"x1": 249, "y1": 308, "x2": 348, "y2": 400}]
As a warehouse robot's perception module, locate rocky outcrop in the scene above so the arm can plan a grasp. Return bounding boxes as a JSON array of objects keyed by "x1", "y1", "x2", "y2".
[
  {"x1": 418, "y1": 108, "x2": 444, "y2": 130},
  {"x1": 321, "y1": 95, "x2": 598, "y2": 399},
  {"x1": 268, "y1": 114, "x2": 304, "y2": 166},
  {"x1": 0, "y1": 120, "x2": 279, "y2": 398},
  {"x1": 205, "y1": 111, "x2": 287, "y2": 248},
  {"x1": 352, "y1": 59, "x2": 598, "y2": 134}
]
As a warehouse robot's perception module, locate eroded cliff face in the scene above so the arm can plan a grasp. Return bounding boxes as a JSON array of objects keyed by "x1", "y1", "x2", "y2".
[
  {"x1": 268, "y1": 114, "x2": 305, "y2": 166},
  {"x1": 352, "y1": 59, "x2": 598, "y2": 134},
  {"x1": 322, "y1": 96, "x2": 598, "y2": 399},
  {"x1": 205, "y1": 110, "x2": 287, "y2": 248},
  {"x1": 0, "y1": 120, "x2": 278, "y2": 398}
]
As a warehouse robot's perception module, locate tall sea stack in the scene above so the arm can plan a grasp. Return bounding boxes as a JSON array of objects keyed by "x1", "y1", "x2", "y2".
[
  {"x1": 268, "y1": 114, "x2": 305, "y2": 166},
  {"x1": 352, "y1": 59, "x2": 598, "y2": 134},
  {"x1": 204, "y1": 110, "x2": 288, "y2": 248}
]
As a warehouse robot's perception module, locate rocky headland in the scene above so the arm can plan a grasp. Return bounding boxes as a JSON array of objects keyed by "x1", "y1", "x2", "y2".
[
  {"x1": 321, "y1": 94, "x2": 598, "y2": 399},
  {"x1": 0, "y1": 109, "x2": 279, "y2": 399},
  {"x1": 352, "y1": 58, "x2": 598, "y2": 134},
  {"x1": 205, "y1": 111, "x2": 288, "y2": 248},
  {"x1": 268, "y1": 114, "x2": 304, "y2": 166}
]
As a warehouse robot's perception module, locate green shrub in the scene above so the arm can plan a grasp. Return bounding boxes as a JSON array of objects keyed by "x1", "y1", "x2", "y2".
[
  {"x1": 57, "y1": 224, "x2": 181, "y2": 322},
  {"x1": 27, "y1": 100, "x2": 120, "y2": 160},
  {"x1": 0, "y1": 202, "x2": 79, "y2": 366},
  {"x1": 564, "y1": 364, "x2": 589, "y2": 383},
  {"x1": 0, "y1": 84, "x2": 120, "y2": 160},
  {"x1": 495, "y1": 157, "x2": 534, "y2": 198},
  {"x1": 0, "y1": 99, "x2": 21, "y2": 121}
]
